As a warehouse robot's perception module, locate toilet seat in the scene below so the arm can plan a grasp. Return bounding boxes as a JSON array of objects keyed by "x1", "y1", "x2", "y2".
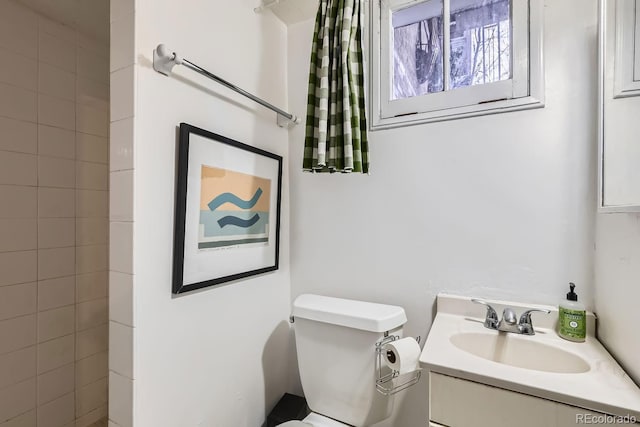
[{"x1": 277, "y1": 422, "x2": 310, "y2": 427}]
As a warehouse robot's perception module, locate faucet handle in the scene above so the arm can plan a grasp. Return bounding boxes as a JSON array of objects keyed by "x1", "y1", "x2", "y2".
[
  {"x1": 502, "y1": 307, "x2": 517, "y2": 325},
  {"x1": 518, "y1": 309, "x2": 551, "y2": 335},
  {"x1": 471, "y1": 299, "x2": 499, "y2": 329}
]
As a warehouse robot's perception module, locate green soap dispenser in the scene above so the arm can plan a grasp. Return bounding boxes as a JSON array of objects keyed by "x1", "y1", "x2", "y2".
[{"x1": 558, "y1": 283, "x2": 586, "y2": 342}]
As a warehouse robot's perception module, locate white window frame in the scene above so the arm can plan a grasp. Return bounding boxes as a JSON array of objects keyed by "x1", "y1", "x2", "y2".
[
  {"x1": 370, "y1": 0, "x2": 545, "y2": 129},
  {"x1": 614, "y1": 0, "x2": 640, "y2": 97}
]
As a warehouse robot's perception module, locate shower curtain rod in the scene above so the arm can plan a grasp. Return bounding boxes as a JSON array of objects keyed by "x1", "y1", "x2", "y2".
[{"x1": 153, "y1": 44, "x2": 300, "y2": 128}]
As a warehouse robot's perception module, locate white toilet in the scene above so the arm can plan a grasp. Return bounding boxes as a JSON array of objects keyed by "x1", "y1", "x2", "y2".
[{"x1": 279, "y1": 294, "x2": 408, "y2": 427}]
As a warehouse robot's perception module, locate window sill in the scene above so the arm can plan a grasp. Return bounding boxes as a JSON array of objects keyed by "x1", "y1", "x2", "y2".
[{"x1": 369, "y1": 95, "x2": 545, "y2": 131}]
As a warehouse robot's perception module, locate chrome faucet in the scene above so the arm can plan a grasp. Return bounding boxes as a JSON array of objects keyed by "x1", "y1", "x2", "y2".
[{"x1": 471, "y1": 299, "x2": 550, "y2": 335}]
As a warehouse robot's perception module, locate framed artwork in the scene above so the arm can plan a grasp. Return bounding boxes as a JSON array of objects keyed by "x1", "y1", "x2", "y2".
[{"x1": 173, "y1": 123, "x2": 283, "y2": 294}]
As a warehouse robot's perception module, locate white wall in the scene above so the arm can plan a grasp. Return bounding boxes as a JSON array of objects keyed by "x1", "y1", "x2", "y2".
[
  {"x1": 595, "y1": 213, "x2": 640, "y2": 384},
  {"x1": 287, "y1": 1, "x2": 598, "y2": 425},
  {"x1": 121, "y1": 1, "x2": 292, "y2": 426}
]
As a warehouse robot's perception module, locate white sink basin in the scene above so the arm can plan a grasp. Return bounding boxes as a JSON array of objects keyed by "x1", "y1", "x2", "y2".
[
  {"x1": 420, "y1": 294, "x2": 640, "y2": 419},
  {"x1": 450, "y1": 332, "x2": 590, "y2": 373}
]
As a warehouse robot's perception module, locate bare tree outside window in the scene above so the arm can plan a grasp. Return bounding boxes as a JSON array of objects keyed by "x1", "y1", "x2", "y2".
[
  {"x1": 392, "y1": 0, "x2": 511, "y2": 99},
  {"x1": 452, "y1": 0, "x2": 511, "y2": 88},
  {"x1": 392, "y1": 1, "x2": 443, "y2": 99}
]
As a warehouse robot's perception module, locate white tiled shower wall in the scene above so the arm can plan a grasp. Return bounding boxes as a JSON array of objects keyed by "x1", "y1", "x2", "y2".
[{"x1": 0, "y1": 1, "x2": 109, "y2": 426}]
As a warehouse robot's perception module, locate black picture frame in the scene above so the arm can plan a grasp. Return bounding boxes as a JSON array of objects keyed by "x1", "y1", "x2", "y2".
[{"x1": 173, "y1": 123, "x2": 282, "y2": 294}]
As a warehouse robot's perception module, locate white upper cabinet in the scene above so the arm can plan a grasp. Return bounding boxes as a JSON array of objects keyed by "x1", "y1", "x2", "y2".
[{"x1": 600, "y1": 0, "x2": 640, "y2": 211}]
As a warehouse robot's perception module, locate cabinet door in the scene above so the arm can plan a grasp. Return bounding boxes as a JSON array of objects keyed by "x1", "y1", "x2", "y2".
[
  {"x1": 430, "y1": 373, "x2": 557, "y2": 427},
  {"x1": 429, "y1": 372, "x2": 634, "y2": 427}
]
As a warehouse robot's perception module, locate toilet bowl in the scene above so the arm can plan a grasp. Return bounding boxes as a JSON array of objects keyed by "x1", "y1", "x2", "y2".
[{"x1": 277, "y1": 294, "x2": 408, "y2": 427}]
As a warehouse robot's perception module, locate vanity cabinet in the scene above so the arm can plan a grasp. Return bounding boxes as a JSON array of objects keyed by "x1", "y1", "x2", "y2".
[{"x1": 428, "y1": 372, "x2": 637, "y2": 427}]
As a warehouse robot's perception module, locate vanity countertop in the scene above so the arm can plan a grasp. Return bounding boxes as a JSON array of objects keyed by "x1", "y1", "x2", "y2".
[{"x1": 420, "y1": 294, "x2": 640, "y2": 419}]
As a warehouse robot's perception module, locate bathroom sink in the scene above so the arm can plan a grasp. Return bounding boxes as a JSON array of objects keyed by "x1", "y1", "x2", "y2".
[
  {"x1": 420, "y1": 294, "x2": 640, "y2": 419},
  {"x1": 449, "y1": 332, "x2": 590, "y2": 373}
]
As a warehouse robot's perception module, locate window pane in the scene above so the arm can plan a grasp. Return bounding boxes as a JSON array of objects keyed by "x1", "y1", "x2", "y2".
[
  {"x1": 449, "y1": 0, "x2": 511, "y2": 89},
  {"x1": 392, "y1": 0, "x2": 444, "y2": 100}
]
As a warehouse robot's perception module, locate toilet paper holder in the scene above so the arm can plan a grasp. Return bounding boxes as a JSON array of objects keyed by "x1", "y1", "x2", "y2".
[{"x1": 375, "y1": 335, "x2": 422, "y2": 396}]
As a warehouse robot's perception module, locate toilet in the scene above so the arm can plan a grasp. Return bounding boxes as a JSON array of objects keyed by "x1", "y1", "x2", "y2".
[{"x1": 279, "y1": 294, "x2": 408, "y2": 427}]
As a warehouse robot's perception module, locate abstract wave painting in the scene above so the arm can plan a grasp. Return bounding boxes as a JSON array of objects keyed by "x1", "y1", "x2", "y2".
[{"x1": 198, "y1": 165, "x2": 271, "y2": 250}]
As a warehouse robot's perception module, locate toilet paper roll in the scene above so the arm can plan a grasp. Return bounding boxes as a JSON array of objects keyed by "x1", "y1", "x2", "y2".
[{"x1": 383, "y1": 337, "x2": 421, "y2": 375}]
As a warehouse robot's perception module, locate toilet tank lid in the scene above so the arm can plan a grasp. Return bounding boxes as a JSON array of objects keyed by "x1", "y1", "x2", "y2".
[{"x1": 292, "y1": 294, "x2": 407, "y2": 332}]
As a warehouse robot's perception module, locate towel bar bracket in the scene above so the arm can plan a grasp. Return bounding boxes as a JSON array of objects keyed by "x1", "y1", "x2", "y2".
[{"x1": 153, "y1": 44, "x2": 181, "y2": 76}]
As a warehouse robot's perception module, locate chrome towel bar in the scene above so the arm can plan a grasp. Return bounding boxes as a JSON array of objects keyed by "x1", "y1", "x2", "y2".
[{"x1": 153, "y1": 44, "x2": 300, "y2": 128}]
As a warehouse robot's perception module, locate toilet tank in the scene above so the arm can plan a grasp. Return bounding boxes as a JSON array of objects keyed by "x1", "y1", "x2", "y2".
[{"x1": 291, "y1": 294, "x2": 408, "y2": 427}]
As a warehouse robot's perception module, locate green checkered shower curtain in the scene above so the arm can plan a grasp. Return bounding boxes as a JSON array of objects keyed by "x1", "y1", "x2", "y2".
[{"x1": 303, "y1": 0, "x2": 369, "y2": 173}]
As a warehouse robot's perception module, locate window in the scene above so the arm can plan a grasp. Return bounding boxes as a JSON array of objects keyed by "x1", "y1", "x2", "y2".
[
  {"x1": 613, "y1": 0, "x2": 640, "y2": 98},
  {"x1": 370, "y1": 0, "x2": 544, "y2": 128}
]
